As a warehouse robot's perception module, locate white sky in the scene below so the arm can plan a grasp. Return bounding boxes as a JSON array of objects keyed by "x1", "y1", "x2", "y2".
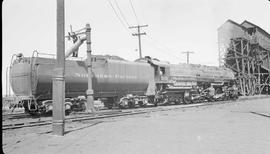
[{"x1": 2, "y1": 0, "x2": 270, "y2": 95}]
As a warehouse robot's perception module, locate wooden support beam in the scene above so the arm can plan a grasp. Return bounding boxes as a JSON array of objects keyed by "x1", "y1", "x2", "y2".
[
  {"x1": 268, "y1": 52, "x2": 270, "y2": 69},
  {"x1": 225, "y1": 38, "x2": 270, "y2": 95},
  {"x1": 241, "y1": 39, "x2": 246, "y2": 95},
  {"x1": 260, "y1": 74, "x2": 270, "y2": 93},
  {"x1": 258, "y1": 65, "x2": 261, "y2": 94},
  {"x1": 225, "y1": 56, "x2": 249, "y2": 60},
  {"x1": 247, "y1": 43, "x2": 251, "y2": 95},
  {"x1": 228, "y1": 48, "x2": 248, "y2": 58},
  {"x1": 232, "y1": 40, "x2": 244, "y2": 95}
]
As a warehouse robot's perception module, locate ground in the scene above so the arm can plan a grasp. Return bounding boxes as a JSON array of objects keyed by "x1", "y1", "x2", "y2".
[{"x1": 2, "y1": 97, "x2": 270, "y2": 154}]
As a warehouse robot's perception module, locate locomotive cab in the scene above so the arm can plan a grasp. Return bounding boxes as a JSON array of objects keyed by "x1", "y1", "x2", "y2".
[
  {"x1": 150, "y1": 59, "x2": 170, "y2": 84},
  {"x1": 136, "y1": 56, "x2": 171, "y2": 86}
]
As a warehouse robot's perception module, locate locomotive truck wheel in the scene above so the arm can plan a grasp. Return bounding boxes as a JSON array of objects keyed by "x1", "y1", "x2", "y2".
[
  {"x1": 80, "y1": 102, "x2": 86, "y2": 111},
  {"x1": 118, "y1": 104, "x2": 125, "y2": 109},
  {"x1": 128, "y1": 101, "x2": 135, "y2": 108},
  {"x1": 138, "y1": 101, "x2": 144, "y2": 107},
  {"x1": 183, "y1": 91, "x2": 191, "y2": 104},
  {"x1": 153, "y1": 98, "x2": 159, "y2": 106},
  {"x1": 174, "y1": 98, "x2": 182, "y2": 105},
  {"x1": 183, "y1": 98, "x2": 191, "y2": 104},
  {"x1": 162, "y1": 98, "x2": 169, "y2": 106},
  {"x1": 198, "y1": 97, "x2": 204, "y2": 103}
]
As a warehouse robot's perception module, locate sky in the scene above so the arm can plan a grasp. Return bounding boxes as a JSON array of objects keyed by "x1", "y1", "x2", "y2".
[{"x1": 2, "y1": 0, "x2": 270, "y2": 95}]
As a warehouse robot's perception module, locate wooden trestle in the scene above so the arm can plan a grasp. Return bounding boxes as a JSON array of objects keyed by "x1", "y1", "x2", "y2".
[{"x1": 224, "y1": 38, "x2": 270, "y2": 95}]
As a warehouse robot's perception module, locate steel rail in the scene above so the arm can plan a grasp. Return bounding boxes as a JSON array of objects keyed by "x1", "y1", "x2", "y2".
[
  {"x1": 249, "y1": 111, "x2": 270, "y2": 118},
  {"x1": 3, "y1": 96, "x2": 270, "y2": 130},
  {"x1": 2, "y1": 113, "x2": 30, "y2": 121},
  {"x1": 2, "y1": 101, "x2": 231, "y2": 130}
]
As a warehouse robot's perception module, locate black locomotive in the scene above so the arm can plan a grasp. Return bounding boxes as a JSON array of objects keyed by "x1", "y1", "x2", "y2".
[{"x1": 9, "y1": 51, "x2": 238, "y2": 114}]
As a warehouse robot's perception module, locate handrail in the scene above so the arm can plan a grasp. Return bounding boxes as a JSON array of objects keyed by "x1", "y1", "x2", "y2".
[
  {"x1": 66, "y1": 56, "x2": 85, "y2": 61},
  {"x1": 33, "y1": 50, "x2": 84, "y2": 61},
  {"x1": 32, "y1": 50, "x2": 57, "y2": 59},
  {"x1": 36, "y1": 52, "x2": 56, "y2": 57}
]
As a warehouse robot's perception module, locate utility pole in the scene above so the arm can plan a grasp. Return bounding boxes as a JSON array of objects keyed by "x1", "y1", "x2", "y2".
[
  {"x1": 53, "y1": 0, "x2": 65, "y2": 136},
  {"x1": 85, "y1": 23, "x2": 96, "y2": 113},
  {"x1": 6, "y1": 67, "x2": 9, "y2": 97},
  {"x1": 182, "y1": 51, "x2": 194, "y2": 64},
  {"x1": 129, "y1": 25, "x2": 148, "y2": 59}
]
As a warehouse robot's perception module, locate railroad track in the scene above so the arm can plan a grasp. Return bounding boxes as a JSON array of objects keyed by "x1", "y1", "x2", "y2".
[
  {"x1": 2, "y1": 113, "x2": 30, "y2": 121},
  {"x1": 3, "y1": 112, "x2": 27, "y2": 117},
  {"x1": 3, "y1": 96, "x2": 269, "y2": 130},
  {"x1": 2, "y1": 100, "x2": 232, "y2": 130}
]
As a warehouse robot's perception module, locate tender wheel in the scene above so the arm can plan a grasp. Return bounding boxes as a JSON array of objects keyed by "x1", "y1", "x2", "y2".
[
  {"x1": 23, "y1": 101, "x2": 30, "y2": 113},
  {"x1": 65, "y1": 104, "x2": 72, "y2": 115},
  {"x1": 106, "y1": 97, "x2": 115, "y2": 109},
  {"x1": 107, "y1": 103, "x2": 113, "y2": 109},
  {"x1": 119, "y1": 98, "x2": 128, "y2": 109}
]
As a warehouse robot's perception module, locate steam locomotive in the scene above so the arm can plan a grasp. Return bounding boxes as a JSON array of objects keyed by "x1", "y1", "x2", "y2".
[{"x1": 9, "y1": 51, "x2": 238, "y2": 114}]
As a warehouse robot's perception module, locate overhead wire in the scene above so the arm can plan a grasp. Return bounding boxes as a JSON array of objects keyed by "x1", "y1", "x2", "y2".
[
  {"x1": 106, "y1": 0, "x2": 180, "y2": 61},
  {"x1": 144, "y1": 37, "x2": 181, "y2": 60},
  {"x1": 113, "y1": 0, "x2": 131, "y2": 27},
  {"x1": 129, "y1": 0, "x2": 140, "y2": 24},
  {"x1": 126, "y1": 0, "x2": 179, "y2": 60},
  {"x1": 147, "y1": 35, "x2": 181, "y2": 57},
  {"x1": 106, "y1": 0, "x2": 130, "y2": 33}
]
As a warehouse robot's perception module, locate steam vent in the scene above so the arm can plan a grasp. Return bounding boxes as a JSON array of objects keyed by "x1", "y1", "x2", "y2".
[{"x1": 218, "y1": 20, "x2": 270, "y2": 96}]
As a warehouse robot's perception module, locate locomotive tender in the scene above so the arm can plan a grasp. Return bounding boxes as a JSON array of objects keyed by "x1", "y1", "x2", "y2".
[{"x1": 9, "y1": 51, "x2": 237, "y2": 114}]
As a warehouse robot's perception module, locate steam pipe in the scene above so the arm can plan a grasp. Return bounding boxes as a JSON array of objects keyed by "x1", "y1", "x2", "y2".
[
  {"x1": 10, "y1": 54, "x2": 17, "y2": 67},
  {"x1": 65, "y1": 36, "x2": 86, "y2": 58}
]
